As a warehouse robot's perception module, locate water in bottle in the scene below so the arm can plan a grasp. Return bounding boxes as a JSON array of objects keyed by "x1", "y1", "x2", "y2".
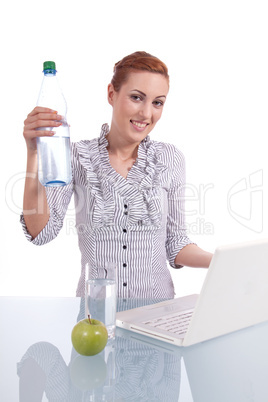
[{"x1": 36, "y1": 61, "x2": 72, "y2": 187}]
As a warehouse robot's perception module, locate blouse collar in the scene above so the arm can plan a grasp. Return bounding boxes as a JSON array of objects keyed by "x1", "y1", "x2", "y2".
[{"x1": 98, "y1": 123, "x2": 151, "y2": 149}]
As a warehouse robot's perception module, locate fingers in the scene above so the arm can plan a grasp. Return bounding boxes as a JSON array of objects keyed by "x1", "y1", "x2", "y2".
[
  {"x1": 28, "y1": 106, "x2": 57, "y2": 116},
  {"x1": 25, "y1": 107, "x2": 63, "y2": 124},
  {"x1": 26, "y1": 117, "x2": 63, "y2": 131},
  {"x1": 24, "y1": 108, "x2": 63, "y2": 132},
  {"x1": 23, "y1": 107, "x2": 64, "y2": 151}
]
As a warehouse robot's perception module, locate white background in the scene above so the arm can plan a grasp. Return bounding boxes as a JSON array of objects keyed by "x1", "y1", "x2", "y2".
[{"x1": 1, "y1": 0, "x2": 267, "y2": 297}]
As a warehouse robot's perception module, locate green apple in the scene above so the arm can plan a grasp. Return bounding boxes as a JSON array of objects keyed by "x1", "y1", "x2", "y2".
[{"x1": 71, "y1": 315, "x2": 108, "y2": 356}]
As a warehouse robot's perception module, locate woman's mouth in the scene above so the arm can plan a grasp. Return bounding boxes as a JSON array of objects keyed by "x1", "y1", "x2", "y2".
[{"x1": 130, "y1": 120, "x2": 149, "y2": 131}]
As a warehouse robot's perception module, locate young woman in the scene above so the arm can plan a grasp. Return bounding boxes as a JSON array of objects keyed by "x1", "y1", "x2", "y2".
[{"x1": 22, "y1": 51, "x2": 212, "y2": 298}]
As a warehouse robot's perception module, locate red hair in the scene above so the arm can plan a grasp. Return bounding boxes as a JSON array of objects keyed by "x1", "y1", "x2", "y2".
[{"x1": 111, "y1": 51, "x2": 169, "y2": 91}]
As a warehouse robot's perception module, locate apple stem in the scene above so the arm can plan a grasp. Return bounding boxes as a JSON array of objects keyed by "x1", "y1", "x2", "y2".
[{"x1": 88, "y1": 314, "x2": 92, "y2": 324}]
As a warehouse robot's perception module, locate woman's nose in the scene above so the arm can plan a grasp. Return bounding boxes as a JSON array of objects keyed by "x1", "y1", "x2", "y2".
[{"x1": 138, "y1": 101, "x2": 152, "y2": 120}]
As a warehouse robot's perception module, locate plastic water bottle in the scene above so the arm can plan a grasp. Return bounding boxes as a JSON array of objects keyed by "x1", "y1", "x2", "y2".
[{"x1": 36, "y1": 61, "x2": 72, "y2": 187}]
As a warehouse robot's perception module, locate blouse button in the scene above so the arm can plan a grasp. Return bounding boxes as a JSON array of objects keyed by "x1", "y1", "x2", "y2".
[
  {"x1": 124, "y1": 211, "x2": 128, "y2": 215},
  {"x1": 123, "y1": 282, "x2": 127, "y2": 287},
  {"x1": 124, "y1": 204, "x2": 128, "y2": 209},
  {"x1": 123, "y1": 229, "x2": 127, "y2": 233},
  {"x1": 123, "y1": 263, "x2": 127, "y2": 267},
  {"x1": 123, "y1": 245, "x2": 127, "y2": 250}
]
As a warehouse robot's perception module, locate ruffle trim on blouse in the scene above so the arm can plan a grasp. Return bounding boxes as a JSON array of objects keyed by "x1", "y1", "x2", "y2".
[{"x1": 74, "y1": 123, "x2": 168, "y2": 228}]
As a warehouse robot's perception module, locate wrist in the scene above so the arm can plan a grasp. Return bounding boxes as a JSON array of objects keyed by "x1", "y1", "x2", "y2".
[{"x1": 26, "y1": 149, "x2": 38, "y2": 171}]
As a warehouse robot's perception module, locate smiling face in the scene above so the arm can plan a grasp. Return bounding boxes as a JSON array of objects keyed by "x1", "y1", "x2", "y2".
[{"x1": 107, "y1": 71, "x2": 169, "y2": 147}]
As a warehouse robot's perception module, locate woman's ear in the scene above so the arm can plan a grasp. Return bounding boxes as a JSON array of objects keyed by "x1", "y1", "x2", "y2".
[{"x1": 107, "y1": 83, "x2": 115, "y2": 106}]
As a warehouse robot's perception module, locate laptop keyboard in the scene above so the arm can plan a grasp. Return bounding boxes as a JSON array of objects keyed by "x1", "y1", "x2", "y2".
[{"x1": 142, "y1": 309, "x2": 194, "y2": 336}]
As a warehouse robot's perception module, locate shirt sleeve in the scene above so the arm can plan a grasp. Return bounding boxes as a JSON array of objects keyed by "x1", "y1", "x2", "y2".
[
  {"x1": 165, "y1": 145, "x2": 195, "y2": 268},
  {"x1": 20, "y1": 179, "x2": 74, "y2": 246},
  {"x1": 17, "y1": 341, "x2": 70, "y2": 400}
]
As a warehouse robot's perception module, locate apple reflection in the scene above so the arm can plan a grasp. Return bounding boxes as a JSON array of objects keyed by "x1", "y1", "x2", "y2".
[{"x1": 70, "y1": 354, "x2": 107, "y2": 391}]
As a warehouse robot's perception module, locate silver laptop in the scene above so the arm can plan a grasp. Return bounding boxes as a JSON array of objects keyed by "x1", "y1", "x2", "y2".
[{"x1": 116, "y1": 239, "x2": 268, "y2": 347}]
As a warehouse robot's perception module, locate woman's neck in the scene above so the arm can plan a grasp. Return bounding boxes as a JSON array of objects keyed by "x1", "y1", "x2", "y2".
[
  {"x1": 106, "y1": 132, "x2": 139, "y2": 162},
  {"x1": 105, "y1": 129, "x2": 141, "y2": 179}
]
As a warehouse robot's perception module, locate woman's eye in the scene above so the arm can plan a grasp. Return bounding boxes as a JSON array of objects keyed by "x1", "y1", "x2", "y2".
[
  {"x1": 153, "y1": 100, "x2": 164, "y2": 107},
  {"x1": 130, "y1": 95, "x2": 142, "y2": 101}
]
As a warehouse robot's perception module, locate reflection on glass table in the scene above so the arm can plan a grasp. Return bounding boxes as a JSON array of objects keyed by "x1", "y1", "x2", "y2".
[{"x1": 1, "y1": 297, "x2": 268, "y2": 401}]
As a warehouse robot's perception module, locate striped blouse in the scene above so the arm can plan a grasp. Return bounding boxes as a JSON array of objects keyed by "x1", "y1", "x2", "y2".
[{"x1": 21, "y1": 124, "x2": 193, "y2": 298}]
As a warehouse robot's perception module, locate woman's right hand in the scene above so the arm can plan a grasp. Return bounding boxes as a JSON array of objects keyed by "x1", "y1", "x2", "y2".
[{"x1": 23, "y1": 107, "x2": 63, "y2": 152}]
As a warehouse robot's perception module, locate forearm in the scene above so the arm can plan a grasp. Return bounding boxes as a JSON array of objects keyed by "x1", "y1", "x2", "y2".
[
  {"x1": 175, "y1": 244, "x2": 213, "y2": 268},
  {"x1": 23, "y1": 151, "x2": 50, "y2": 239}
]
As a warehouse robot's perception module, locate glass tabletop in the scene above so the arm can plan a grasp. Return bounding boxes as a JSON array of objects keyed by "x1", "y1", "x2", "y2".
[{"x1": 1, "y1": 296, "x2": 268, "y2": 401}]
